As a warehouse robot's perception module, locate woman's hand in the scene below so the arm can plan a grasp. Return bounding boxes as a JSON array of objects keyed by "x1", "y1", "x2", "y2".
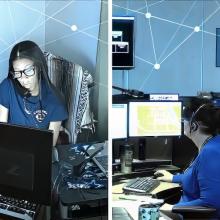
[{"x1": 154, "y1": 170, "x2": 173, "y2": 182}]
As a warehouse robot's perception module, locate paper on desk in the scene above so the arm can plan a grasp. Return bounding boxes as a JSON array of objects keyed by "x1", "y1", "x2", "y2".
[
  {"x1": 119, "y1": 194, "x2": 164, "y2": 205},
  {"x1": 112, "y1": 200, "x2": 141, "y2": 220}
]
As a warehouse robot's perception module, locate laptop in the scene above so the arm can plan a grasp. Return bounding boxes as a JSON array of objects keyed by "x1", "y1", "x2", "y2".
[
  {"x1": 86, "y1": 142, "x2": 108, "y2": 177},
  {"x1": 0, "y1": 122, "x2": 53, "y2": 219}
]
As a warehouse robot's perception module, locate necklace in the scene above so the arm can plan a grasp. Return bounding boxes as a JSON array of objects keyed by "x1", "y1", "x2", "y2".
[
  {"x1": 23, "y1": 96, "x2": 40, "y2": 114},
  {"x1": 23, "y1": 97, "x2": 32, "y2": 114}
]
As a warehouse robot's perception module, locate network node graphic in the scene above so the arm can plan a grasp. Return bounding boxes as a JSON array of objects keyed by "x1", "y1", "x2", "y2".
[
  {"x1": 113, "y1": 0, "x2": 218, "y2": 91},
  {"x1": 71, "y1": 25, "x2": 78, "y2": 32},
  {"x1": 145, "y1": 12, "x2": 152, "y2": 19},
  {"x1": 154, "y1": 63, "x2": 160, "y2": 70},
  {"x1": 194, "y1": 26, "x2": 200, "y2": 32}
]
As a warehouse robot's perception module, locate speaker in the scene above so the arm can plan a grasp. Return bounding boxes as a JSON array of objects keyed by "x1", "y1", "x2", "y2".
[{"x1": 138, "y1": 138, "x2": 146, "y2": 160}]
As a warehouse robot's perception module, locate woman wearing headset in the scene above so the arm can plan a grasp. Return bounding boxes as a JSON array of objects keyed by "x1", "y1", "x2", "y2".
[
  {"x1": 0, "y1": 40, "x2": 68, "y2": 147},
  {"x1": 156, "y1": 98, "x2": 220, "y2": 219}
]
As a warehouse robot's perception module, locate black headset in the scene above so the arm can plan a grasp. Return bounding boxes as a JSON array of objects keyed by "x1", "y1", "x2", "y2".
[{"x1": 189, "y1": 103, "x2": 209, "y2": 134}]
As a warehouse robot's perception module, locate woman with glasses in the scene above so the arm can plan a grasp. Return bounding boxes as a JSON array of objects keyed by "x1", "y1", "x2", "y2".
[
  {"x1": 0, "y1": 40, "x2": 68, "y2": 147},
  {"x1": 155, "y1": 98, "x2": 220, "y2": 219}
]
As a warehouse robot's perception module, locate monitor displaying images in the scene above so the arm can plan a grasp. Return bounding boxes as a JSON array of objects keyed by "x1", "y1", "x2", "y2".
[
  {"x1": 129, "y1": 101, "x2": 182, "y2": 137},
  {"x1": 111, "y1": 104, "x2": 128, "y2": 139}
]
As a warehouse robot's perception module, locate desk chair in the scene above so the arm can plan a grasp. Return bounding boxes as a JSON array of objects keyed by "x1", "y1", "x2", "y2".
[
  {"x1": 57, "y1": 127, "x2": 71, "y2": 145},
  {"x1": 172, "y1": 135, "x2": 198, "y2": 171},
  {"x1": 156, "y1": 186, "x2": 217, "y2": 220},
  {"x1": 172, "y1": 205, "x2": 217, "y2": 219}
]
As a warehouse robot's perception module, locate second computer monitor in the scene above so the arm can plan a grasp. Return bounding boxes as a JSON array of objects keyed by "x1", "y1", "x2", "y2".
[
  {"x1": 112, "y1": 103, "x2": 128, "y2": 139},
  {"x1": 129, "y1": 101, "x2": 182, "y2": 137}
]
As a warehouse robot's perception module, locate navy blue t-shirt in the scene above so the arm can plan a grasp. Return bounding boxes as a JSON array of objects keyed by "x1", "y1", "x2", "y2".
[{"x1": 0, "y1": 78, "x2": 68, "y2": 129}]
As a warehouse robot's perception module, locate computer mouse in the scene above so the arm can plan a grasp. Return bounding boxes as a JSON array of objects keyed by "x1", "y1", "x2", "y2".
[{"x1": 154, "y1": 172, "x2": 164, "y2": 178}]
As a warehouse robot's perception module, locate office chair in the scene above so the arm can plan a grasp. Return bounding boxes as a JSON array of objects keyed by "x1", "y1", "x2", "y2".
[
  {"x1": 57, "y1": 126, "x2": 71, "y2": 145},
  {"x1": 172, "y1": 135, "x2": 198, "y2": 171},
  {"x1": 172, "y1": 205, "x2": 217, "y2": 219},
  {"x1": 155, "y1": 187, "x2": 217, "y2": 220}
]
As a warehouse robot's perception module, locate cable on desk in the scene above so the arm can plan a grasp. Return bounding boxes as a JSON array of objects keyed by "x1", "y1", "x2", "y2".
[{"x1": 112, "y1": 192, "x2": 124, "y2": 195}]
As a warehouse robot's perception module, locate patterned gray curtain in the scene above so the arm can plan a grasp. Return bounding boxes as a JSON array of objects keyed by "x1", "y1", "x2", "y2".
[{"x1": 44, "y1": 52, "x2": 94, "y2": 143}]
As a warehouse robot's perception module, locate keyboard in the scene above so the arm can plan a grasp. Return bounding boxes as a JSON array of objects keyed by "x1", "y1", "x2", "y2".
[
  {"x1": 0, "y1": 194, "x2": 39, "y2": 220},
  {"x1": 123, "y1": 177, "x2": 160, "y2": 194}
]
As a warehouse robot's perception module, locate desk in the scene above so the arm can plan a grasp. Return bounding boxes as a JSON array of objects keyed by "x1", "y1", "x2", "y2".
[
  {"x1": 52, "y1": 144, "x2": 108, "y2": 220},
  {"x1": 112, "y1": 179, "x2": 179, "y2": 220}
]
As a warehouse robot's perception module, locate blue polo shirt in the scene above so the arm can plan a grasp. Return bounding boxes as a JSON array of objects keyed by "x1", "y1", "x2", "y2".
[
  {"x1": 172, "y1": 135, "x2": 220, "y2": 218},
  {"x1": 0, "y1": 78, "x2": 68, "y2": 129}
]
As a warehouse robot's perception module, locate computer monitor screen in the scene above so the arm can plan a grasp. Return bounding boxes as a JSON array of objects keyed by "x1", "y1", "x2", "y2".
[
  {"x1": 150, "y1": 94, "x2": 179, "y2": 101},
  {"x1": 129, "y1": 101, "x2": 182, "y2": 137},
  {"x1": 111, "y1": 104, "x2": 127, "y2": 139},
  {"x1": 0, "y1": 123, "x2": 53, "y2": 205},
  {"x1": 112, "y1": 17, "x2": 134, "y2": 69}
]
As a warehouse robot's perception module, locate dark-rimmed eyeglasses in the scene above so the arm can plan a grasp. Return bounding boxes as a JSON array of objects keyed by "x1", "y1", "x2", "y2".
[{"x1": 11, "y1": 65, "x2": 35, "y2": 79}]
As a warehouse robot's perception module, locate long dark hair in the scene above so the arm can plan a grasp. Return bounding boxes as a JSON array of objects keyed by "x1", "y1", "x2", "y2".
[
  {"x1": 183, "y1": 97, "x2": 220, "y2": 136},
  {"x1": 8, "y1": 40, "x2": 52, "y2": 97}
]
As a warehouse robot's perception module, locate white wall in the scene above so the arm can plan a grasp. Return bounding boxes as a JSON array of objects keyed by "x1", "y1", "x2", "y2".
[
  {"x1": 0, "y1": 0, "x2": 107, "y2": 142},
  {"x1": 113, "y1": 0, "x2": 220, "y2": 96},
  {"x1": 0, "y1": 1, "x2": 45, "y2": 82},
  {"x1": 45, "y1": 0, "x2": 101, "y2": 74}
]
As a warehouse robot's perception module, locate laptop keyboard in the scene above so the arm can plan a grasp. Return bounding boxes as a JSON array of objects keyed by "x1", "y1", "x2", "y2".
[{"x1": 0, "y1": 194, "x2": 39, "y2": 219}]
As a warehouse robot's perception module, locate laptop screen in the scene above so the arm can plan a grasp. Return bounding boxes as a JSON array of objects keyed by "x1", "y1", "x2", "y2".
[
  {"x1": 0, "y1": 148, "x2": 34, "y2": 191},
  {"x1": 0, "y1": 123, "x2": 53, "y2": 205}
]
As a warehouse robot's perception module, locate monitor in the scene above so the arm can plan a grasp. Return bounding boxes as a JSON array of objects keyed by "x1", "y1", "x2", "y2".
[
  {"x1": 150, "y1": 93, "x2": 179, "y2": 101},
  {"x1": 129, "y1": 101, "x2": 182, "y2": 137},
  {"x1": 112, "y1": 16, "x2": 134, "y2": 69},
  {"x1": 0, "y1": 123, "x2": 53, "y2": 205},
  {"x1": 111, "y1": 104, "x2": 128, "y2": 139}
]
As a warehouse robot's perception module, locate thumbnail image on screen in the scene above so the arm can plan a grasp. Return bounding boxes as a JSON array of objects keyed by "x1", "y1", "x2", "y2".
[
  {"x1": 112, "y1": 104, "x2": 127, "y2": 139},
  {"x1": 129, "y1": 101, "x2": 182, "y2": 137}
]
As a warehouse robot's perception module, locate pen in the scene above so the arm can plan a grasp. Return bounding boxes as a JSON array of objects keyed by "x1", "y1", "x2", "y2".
[{"x1": 119, "y1": 197, "x2": 137, "y2": 201}]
